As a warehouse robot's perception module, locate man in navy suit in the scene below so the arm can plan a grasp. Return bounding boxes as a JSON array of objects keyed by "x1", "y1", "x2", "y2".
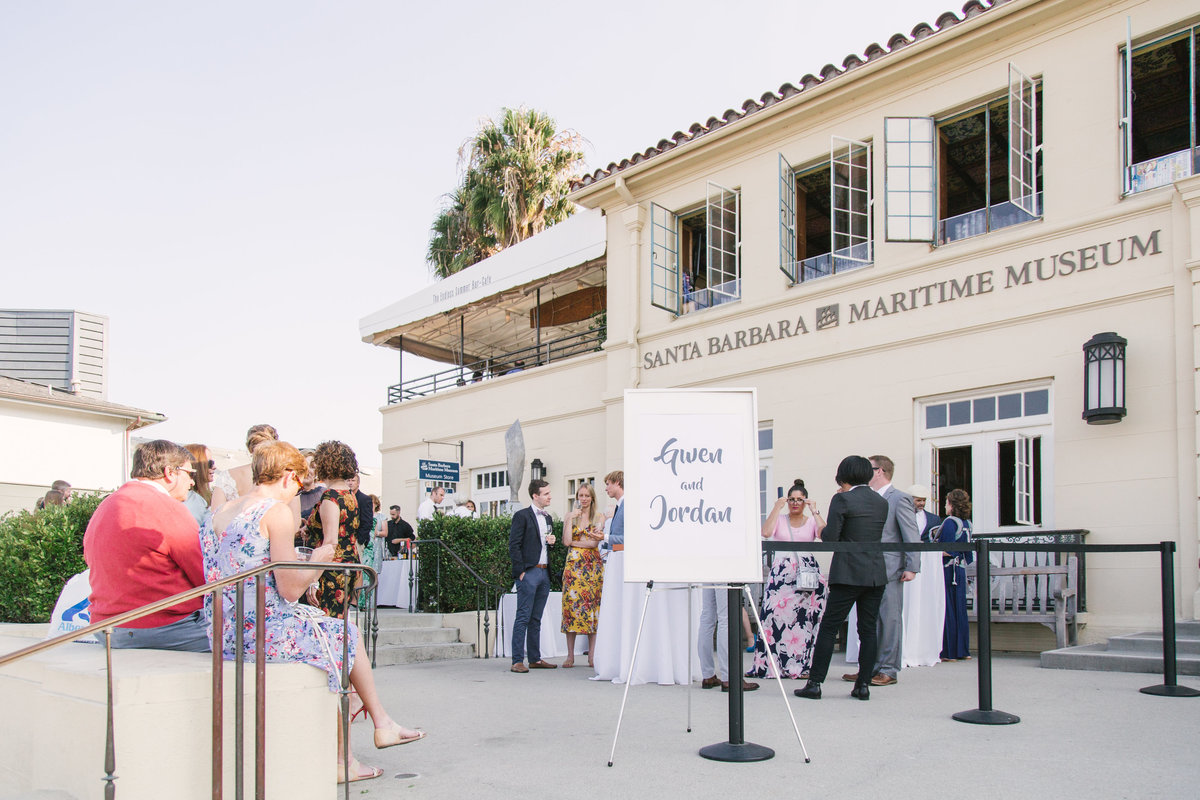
[
  {"x1": 909, "y1": 484, "x2": 942, "y2": 542},
  {"x1": 508, "y1": 479, "x2": 558, "y2": 673}
]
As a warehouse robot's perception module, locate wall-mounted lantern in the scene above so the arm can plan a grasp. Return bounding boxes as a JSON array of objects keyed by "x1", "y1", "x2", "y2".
[
  {"x1": 530, "y1": 458, "x2": 547, "y2": 481},
  {"x1": 1082, "y1": 332, "x2": 1127, "y2": 424}
]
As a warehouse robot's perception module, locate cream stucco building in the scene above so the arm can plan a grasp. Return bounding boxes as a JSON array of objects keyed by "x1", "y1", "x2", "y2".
[{"x1": 363, "y1": 0, "x2": 1200, "y2": 640}]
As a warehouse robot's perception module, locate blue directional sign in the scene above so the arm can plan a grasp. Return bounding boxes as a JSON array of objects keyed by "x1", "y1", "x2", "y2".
[{"x1": 419, "y1": 459, "x2": 460, "y2": 482}]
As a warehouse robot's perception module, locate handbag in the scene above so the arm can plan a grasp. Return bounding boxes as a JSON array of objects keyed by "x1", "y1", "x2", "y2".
[{"x1": 797, "y1": 564, "x2": 821, "y2": 591}]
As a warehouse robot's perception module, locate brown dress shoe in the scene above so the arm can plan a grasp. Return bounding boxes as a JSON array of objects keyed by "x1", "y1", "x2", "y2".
[
  {"x1": 529, "y1": 659, "x2": 558, "y2": 669},
  {"x1": 510, "y1": 663, "x2": 529, "y2": 673},
  {"x1": 841, "y1": 672, "x2": 859, "y2": 682},
  {"x1": 722, "y1": 680, "x2": 760, "y2": 692},
  {"x1": 870, "y1": 673, "x2": 897, "y2": 686},
  {"x1": 701, "y1": 675, "x2": 722, "y2": 689}
]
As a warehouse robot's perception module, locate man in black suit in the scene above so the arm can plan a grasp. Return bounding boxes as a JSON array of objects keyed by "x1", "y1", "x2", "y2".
[
  {"x1": 795, "y1": 456, "x2": 889, "y2": 701},
  {"x1": 508, "y1": 479, "x2": 558, "y2": 673}
]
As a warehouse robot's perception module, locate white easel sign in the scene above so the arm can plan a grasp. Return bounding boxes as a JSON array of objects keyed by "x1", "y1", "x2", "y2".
[{"x1": 623, "y1": 388, "x2": 761, "y2": 584}]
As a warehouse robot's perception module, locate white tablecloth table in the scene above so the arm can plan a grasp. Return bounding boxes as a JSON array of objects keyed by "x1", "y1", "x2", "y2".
[
  {"x1": 494, "y1": 592, "x2": 589, "y2": 659},
  {"x1": 590, "y1": 552, "x2": 702, "y2": 685},
  {"x1": 845, "y1": 550, "x2": 946, "y2": 669},
  {"x1": 376, "y1": 559, "x2": 419, "y2": 609}
]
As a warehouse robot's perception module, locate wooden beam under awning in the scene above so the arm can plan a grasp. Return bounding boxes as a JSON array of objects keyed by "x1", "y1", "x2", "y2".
[{"x1": 529, "y1": 285, "x2": 606, "y2": 328}]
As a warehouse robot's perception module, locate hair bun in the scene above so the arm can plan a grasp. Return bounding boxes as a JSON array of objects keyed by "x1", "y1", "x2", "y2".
[{"x1": 792, "y1": 479, "x2": 806, "y2": 491}]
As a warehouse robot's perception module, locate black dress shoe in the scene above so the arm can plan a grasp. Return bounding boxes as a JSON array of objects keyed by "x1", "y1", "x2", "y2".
[
  {"x1": 793, "y1": 680, "x2": 822, "y2": 700},
  {"x1": 850, "y1": 683, "x2": 870, "y2": 701}
]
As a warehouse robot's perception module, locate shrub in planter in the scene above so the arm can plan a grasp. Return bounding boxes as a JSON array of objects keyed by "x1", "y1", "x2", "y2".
[
  {"x1": 0, "y1": 492, "x2": 106, "y2": 623},
  {"x1": 414, "y1": 514, "x2": 567, "y2": 614}
]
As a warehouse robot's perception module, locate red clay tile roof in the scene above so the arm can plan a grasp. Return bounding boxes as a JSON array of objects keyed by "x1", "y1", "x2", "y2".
[{"x1": 570, "y1": 0, "x2": 1000, "y2": 191}]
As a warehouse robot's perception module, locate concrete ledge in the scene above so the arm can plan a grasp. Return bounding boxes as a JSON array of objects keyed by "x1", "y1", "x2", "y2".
[
  {"x1": 0, "y1": 635, "x2": 334, "y2": 800},
  {"x1": 442, "y1": 609, "x2": 498, "y2": 658}
]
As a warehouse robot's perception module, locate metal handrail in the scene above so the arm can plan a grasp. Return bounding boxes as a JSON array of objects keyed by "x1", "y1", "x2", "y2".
[
  {"x1": 0, "y1": 560, "x2": 376, "y2": 800},
  {"x1": 409, "y1": 538, "x2": 508, "y2": 659},
  {"x1": 387, "y1": 326, "x2": 605, "y2": 404}
]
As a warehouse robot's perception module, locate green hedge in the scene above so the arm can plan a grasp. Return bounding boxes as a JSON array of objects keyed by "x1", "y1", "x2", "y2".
[
  {"x1": 414, "y1": 514, "x2": 567, "y2": 613},
  {"x1": 0, "y1": 492, "x2": 106, "y2": 623}
]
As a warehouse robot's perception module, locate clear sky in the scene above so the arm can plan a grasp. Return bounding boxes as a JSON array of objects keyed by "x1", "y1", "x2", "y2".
[{"x1": 1, "y1": 0, "x2": 957, "y2": 465}]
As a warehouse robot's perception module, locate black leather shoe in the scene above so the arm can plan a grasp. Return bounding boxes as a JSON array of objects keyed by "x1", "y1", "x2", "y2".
[
  {"x1": 850, "y1": 683, "x2": 870, "y2": 701},
  {"x1": 793, "y1": 680, "x2": 822, "y2": 700}
]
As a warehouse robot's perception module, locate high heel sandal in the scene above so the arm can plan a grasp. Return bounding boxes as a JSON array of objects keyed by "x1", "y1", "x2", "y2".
[{"x1": 347, "y1": 690, "x2": 366, "y2": 722}]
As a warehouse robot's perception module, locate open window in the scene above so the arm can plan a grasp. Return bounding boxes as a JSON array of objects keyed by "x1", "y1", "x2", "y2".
[
  {"x1": 1122, "y1": 23, "x2": 1200, "y2": 193},
  {"x1": 651, "y1": 182, "x2": 741, "y2": 315},
  {"x1": 885, "y1": 64, "x2": 1042, "y2": 244},
  {"x1": 779, "y1": 138, "x2": 872, "y2": 283}
]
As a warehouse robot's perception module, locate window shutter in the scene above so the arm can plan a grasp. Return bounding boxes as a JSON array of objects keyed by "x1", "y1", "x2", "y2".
[
  {"x1": 1008, "y1": 64, "x2": 1040, "y2": 218},
  {"x1": 706, "y1": 182, "x2": 740, "y2": 304},
  {"x1": 884, "y1": 117, "x2": 936, "y2": 242},
  {"x1": 649, "y1": 202, "x2": 681, "y2": 314},
  {"x1": 831, "y1": 136, "x2": 873, "y2": 269},
  {"x1": 779, "y1": 153, "x2": 797, "y2": 283}
]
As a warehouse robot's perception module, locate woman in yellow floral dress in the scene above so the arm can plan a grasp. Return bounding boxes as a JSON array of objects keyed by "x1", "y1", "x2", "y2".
[
  {"x1": 560, "y1": 483, "x2": 605, "y2": 668},
  {"x1": 299, "y1": 440, "x2": 361, "y2": 617}
]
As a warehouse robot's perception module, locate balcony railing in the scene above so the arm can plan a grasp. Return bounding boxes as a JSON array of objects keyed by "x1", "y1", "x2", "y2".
[{"x1": 387, "y1": 326, "x2": 605, "y2": 404}]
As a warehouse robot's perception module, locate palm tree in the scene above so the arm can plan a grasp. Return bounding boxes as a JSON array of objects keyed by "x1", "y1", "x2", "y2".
[{"x1": 427, "y1": 107, "x2": 584, "y2": 278}]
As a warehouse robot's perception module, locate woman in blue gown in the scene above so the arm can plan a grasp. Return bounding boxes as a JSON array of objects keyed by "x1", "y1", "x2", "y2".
[{"x1": 938, "y1": 489, "x2": 973, "y2": 661}]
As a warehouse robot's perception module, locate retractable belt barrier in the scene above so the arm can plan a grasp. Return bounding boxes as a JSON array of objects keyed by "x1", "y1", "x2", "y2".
[{"x1": 762, "y1": 539, "x2": 1199, "y2": 724}]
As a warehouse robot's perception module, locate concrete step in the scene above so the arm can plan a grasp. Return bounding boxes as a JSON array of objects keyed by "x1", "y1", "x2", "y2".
[
  {"x1": 371, "y1": 611, "x2": 444, "y2": 629},
  {"x1": 372, "y1": 641, "x2": 475, "y2": 666},
  {"x1": 1105, "y1": 632, "x2": 1200, "y2": 655},
  {"x1": 372, "y1": 627, "x2": 460, "y2": 647},
  {"x1": 1174, "y1": 620, "x2": 1200, "y2": 637},
  {"x1": 1041, "y1": 643, "x2": 1200, "y2": 675}
]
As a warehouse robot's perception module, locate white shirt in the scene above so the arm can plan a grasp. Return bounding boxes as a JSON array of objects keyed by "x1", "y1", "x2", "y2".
[
  {"x1": 874, "y1": 481, "x2": 892, "y2": 496},
  {"x1": 915, "y1": 508, "x2": 928, "y2": 533},
  {"x1": 532, "y1": 505, "x2": 551, "y2": 564},
  {"x1": 417, "y1": 498, "x2": 439, "y2": 520}
]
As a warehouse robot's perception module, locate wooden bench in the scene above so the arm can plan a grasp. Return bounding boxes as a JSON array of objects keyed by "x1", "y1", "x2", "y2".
[{"x1": 966, "y1": 555, "x2": 1079, "y2": 648}]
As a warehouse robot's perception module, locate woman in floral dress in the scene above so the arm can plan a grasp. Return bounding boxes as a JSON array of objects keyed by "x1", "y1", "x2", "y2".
[
  {"x1": 200, "y1": 441, "x2": 424, "y2": 784},
  {"x1": 560, "y1": 483, "x2": 605, "y2": 668},
  {"x1": 299, "y1": 440, "x2": 361, "y2": 618},
  {"x1": 748, "y1": 479, "x2": 827, "y2": 679}
]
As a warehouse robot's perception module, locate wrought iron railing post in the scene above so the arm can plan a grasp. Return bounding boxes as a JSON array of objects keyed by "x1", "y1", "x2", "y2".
[
  {"x1": 234, "y1": 580, "x2": 245, "y2": 799},
  {"x1": 255, "y1": 578, "x2": 266, "y2": 800},
  {"x1": 103, "y1": 629, "x2": 116, "y2": 800},
  {"x1": 211, "y1": 586, "x2": 224, "y2": 800}
]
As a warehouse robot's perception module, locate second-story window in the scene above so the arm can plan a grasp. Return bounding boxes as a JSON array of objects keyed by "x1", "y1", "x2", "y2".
[
  {"x1": 779, "y1": 137, "x2": 873, "y2": 283},
  {"x1": 1121, "y1": 23, "x2": 1199, "y2": 194},
  {"x1": 886, "y1": 64, "x2": 1042, "y2": 245},
  {"x1": 650, "y1": 182, "x2": 740, "y2": 315}
]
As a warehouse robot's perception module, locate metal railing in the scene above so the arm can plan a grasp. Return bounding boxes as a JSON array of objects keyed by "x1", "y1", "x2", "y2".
[
  {"x1": 0, "y1": 560, "x2": 376, "y2": 800},
  {"x1": 387, "y1": 327, "x2": 605, "y2": 404},
  {"x1": 408, "y1": 538, "x2": 508, "y2": 658}
]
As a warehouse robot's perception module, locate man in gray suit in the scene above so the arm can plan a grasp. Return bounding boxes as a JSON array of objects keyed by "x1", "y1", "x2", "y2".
[{"x1": 843, "y1": 454, "x2": 921, "y2": 687}]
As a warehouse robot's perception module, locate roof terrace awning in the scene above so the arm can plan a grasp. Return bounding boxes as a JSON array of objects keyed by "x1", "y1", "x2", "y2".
[{"x1": 360, "y1": 209, "x2": 606, "y2": 365}]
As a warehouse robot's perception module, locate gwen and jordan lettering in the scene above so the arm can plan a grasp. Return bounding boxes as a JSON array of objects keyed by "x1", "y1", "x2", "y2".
[
  {"x1": 647, "y1": 437, "x2": 733, "y2": 530},
  {"x1": 641, "y1": 229, "x2": 1162, "y2": 369}
]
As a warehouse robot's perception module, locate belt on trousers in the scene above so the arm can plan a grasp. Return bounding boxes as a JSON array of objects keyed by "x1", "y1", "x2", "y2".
[
  {"x1": 610, "y1": 544, "x2": 624, "y2": 551},
  {"x1": 530, "y1": 564, "x2": 547, "y2": 569}
]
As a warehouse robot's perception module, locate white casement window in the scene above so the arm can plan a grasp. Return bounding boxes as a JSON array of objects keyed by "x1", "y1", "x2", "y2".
[
  {"x1": 650, "y1": 182, "x2": 741, "y2": 315},
  {"x1": 471, "y1": 466, "x2": 510, "y2": 518},
  {"x1": 885, "y1": 63, "x2": 1042, "y2": 244},
  {"x1": 1009, "y1": 65, "x2": 1039, "y2": 217},
  {"x1": 779, "y1": 138, "x2": 873, "y2": 284},
  {"x1": 1015, "y1": 433, "x2": 1036, "y2": 526},
  {"x1": 1121, "y1": 22, "x2": 1199, "y2": 194},
  {"x1": 884, "y1": 117, "x2": 936, "y2": 242},
  {"x1": 757, "y1": 423, "x2": 774, "y2": 525}
]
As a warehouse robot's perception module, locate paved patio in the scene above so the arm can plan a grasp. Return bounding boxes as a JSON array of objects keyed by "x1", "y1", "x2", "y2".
[{"x1": 345, "y1": 651, "x2": 1199, "y2": 799}]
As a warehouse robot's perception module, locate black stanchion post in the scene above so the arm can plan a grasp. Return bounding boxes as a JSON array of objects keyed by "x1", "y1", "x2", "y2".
[
  {"x1": 954, "y1": 539, "x2": 1020, "y2": 724},
  {"x1": 699, "y1": 585, "x2": 774, "y2": 762},
  {"x1": 1140, "y1": 541, "x2": 1199, "y2": 697}
]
